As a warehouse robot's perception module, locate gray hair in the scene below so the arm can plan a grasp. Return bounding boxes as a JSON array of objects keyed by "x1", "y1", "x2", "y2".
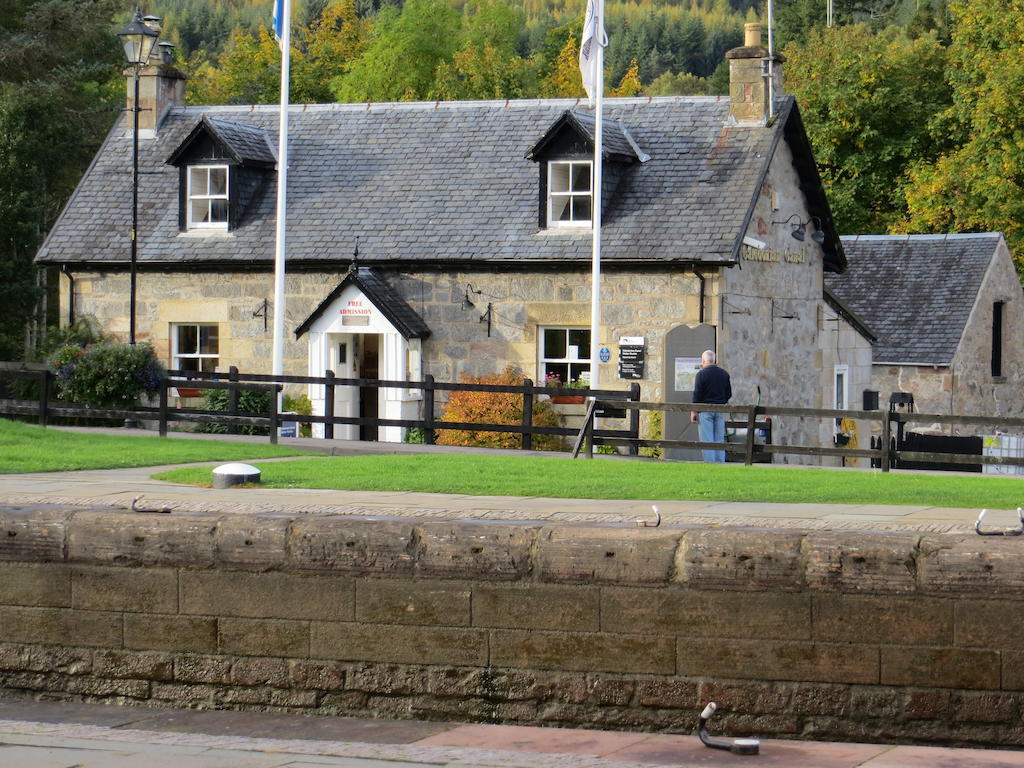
[{"x1": 701, "y1": 349, "x2": 716, "y2": 364}]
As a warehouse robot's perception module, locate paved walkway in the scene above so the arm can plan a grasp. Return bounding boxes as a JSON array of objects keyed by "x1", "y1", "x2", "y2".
[
  {"x1": 2, "y1": 697, "x2": 1024, "y2": 768},
  {"x1": 0, "y1": 427, "x2": 1011, "y2": 532}
]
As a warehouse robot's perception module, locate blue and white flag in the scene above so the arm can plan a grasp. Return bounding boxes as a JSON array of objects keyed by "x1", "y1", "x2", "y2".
[
  {"x1": 272, "y1": 0, "x2": 285, "y2": 47},
  {"x1": 578, "y1": 0, "x2": 606, "y2": 106}
]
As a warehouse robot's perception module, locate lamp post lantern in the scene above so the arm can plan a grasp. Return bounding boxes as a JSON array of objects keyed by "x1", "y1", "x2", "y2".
[{"x1": 117, "y1": 10, "x2": 159, "y2": 345}]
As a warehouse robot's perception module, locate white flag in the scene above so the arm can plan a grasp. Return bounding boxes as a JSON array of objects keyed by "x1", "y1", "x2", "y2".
[{"x1": 578, "y1": 0, "x2": 605, "y2": 106}]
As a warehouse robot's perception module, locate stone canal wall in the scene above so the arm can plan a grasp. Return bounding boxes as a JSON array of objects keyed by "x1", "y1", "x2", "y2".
[{"x1": 1, "y1": 506, "x2": 1023, "y2": 746}]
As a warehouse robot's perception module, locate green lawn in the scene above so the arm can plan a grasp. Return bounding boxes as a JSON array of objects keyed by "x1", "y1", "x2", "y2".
[
  {"x1": 0, "y1": 419, "x2": 309, "y2": 473},
  {"x1": 154, "y1": 453, "x2": 1024, "y2": 509}
]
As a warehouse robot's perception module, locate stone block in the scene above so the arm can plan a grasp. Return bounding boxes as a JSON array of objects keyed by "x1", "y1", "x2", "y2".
[
  {"x1": 150, "y1": 681, "x2": 219, "y2": 705},
  {"x1": 814, "y1": 594, "x2": 952, "y2": 645},
  {"x1": 72, "y1": 565, "x2": 177, "y2": 613},
  {"x1": 955, "y1": 599, "x2": 1024, "y2": 650},
  {"x1": 356, "y1": 579, "x2": 470, "y2": 626},
  {"x1": 93, "y1": 649, "x2": 173, "y2": 681},
  {"x1": 219, "y1": 617, "x2": 309, "y2": 657},
  {"x1": 490, "y1": 630, "x2": 675, "y2": 674},
  {"x1": 677, "y1": 639, "x2": 878, "y2": 684},
  {"x1": 601, "y1": 586, "x2": 809, "y2": 639},
  {"x1": 311, "y1": 622, "x2": 486, "y2": 666},
  {"x1": 473, "y1": 584, "x2": 599, "y2": 632},
  {"x1": 415, "y1": 522, "x2": 539, "y2": 580},
  {"x1": 952, "y1": 692, "x2": 1019, "y2": 723},
  {"x1": 289, "y1": 660, "x2": 346, "y2": 691},
  {"x1": 0, "y1": 507, "x2": 71, "y2": 562},
  {"x1": 790, "y1": 684, "x2": 850, "y2": 717},
  {"x1": 535, "y1": 526, "x2": 680, "y2": 585},
  {"x1": 287, "y1": 518, "x2": 415, "y2": 575},
  {"x1": 1004, "y1": 651, "x2": 1024, "y2": 691},
  {"x1": 347, "y1": 663, "x2": 429, "y2": 695},
  {"x1": 919, "y1": 536, "x2": 1024, "y2": 596},
  {"x1": 0, "y1": 562, "x2": 70, "y2": 607},
  {"x1": 67, "y1": 510, "x2": 218, "y2": 567},
  {"x1": 804, "y1": 532, "x2": 920, "y2": 594},
  {"x1": 21, "y1": 646, "x2": 90, "y2": 676},
  {"x1": 635, "y1": 678, "x2": 699, "y2": 708},
  {"x1": 174, "y1": 654, "x2": 232, "y2": 684},
  {"x1": 180, "y1": 570, "x2": 353, "y2": 621},
  {"x1": 65, "y1": 676, "x2": 150, "y2": 698},
  {"x1": 215, "y1": 516, "x2": 290, "y2": 570},
  {"x1": 881, "y1": 647, "x2": 1000, "y2": 690},
  {"x1": 0, "y1": 606, "x2": 122, "y2": 648},
  {"x1": 681, "y1": 529, "x2": 804, "y2": 591},
  {"x1": 698, "y1": 680, "x2": 791, "y2": 714},
  {"x1": 124, "y1": 614, "x2": 216, "y2": 654},
  {"x1": 902, "y1": 689, "x2": 951, "y2": 720},
  {"x1": 230, "y1": 657, "x2": 290, "y2": 687}
]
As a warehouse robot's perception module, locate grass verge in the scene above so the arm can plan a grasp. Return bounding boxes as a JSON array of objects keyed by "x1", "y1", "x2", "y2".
[
  {"x1": 154, "y1": 453, "x2": 1024, "y2": 508},
  {"x1": 0, "y1": 419, "x2": 309, "y2": 473}
]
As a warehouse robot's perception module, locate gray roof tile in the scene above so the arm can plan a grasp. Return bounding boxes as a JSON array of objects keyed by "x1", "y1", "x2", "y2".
[
  {"x1": 38, "y1": 96, "x2": 789, "y2": 268},
  {"x1": 826, "y1": 234, "x2": 999, "y2": 365}
]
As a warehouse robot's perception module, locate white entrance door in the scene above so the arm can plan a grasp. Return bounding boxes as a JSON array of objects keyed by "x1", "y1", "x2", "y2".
[{"x1": 328, "y1": 333, "x2": 359, "y2": 440}]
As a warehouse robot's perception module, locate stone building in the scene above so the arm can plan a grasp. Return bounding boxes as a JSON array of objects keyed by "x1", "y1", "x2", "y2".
[
  {"x1": 35, "y1": 22, "x2": 871, "y2": 455},
  {"x1": 827, "y1": 233, "x2": 1024, "y2": 421}
]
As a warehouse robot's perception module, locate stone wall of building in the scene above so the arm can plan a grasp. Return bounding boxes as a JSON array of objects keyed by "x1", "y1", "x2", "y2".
[
  {"x1": 720, "y1": 138, "x2": 835, "y2": 461},
  {"x1": 60, "y1": 265, "x2": 706, "y2": 405},
  {"x1": 2, "y1": 506, "x2": 1024, "y2": 746}
]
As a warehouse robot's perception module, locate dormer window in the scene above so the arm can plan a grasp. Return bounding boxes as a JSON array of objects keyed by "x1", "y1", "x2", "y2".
[
  {"x1": 167, "y1": 116, "x2": 276, "y2": 235},
  {"x1": 188, "y1": 165, "x2": 229, "y2": 229},
  {"x1": 548, "y1": 161, "x2": 592, "y2": 227}
]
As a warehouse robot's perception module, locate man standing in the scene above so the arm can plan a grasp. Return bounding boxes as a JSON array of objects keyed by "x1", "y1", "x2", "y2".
[{"x1": 690, "y1": 349, "x2": 732, "y2": 463}]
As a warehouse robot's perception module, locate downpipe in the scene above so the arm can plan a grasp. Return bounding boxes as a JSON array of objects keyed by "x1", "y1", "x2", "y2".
[{"x1": 697, "y1": 702, "x2": 760, "y2": 756}]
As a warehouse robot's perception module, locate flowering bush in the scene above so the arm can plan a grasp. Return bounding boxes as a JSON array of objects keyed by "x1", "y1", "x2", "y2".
[
  {"x1": 51, "y1": 343, "x2": 164, "y2": 407},
  {"x1": 438, "y1": 366, "x2": 564, "y2": 450}
]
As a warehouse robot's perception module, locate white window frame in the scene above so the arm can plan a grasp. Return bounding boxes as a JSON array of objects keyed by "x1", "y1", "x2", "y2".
[
  {"x1": 834, "y1": 364, "x2": 849, "y2": 411},
  {"x1": 547, "y1": 160, "x2": 593, "y2": 228},
  {"x1": 539, "y1": 326, "x2": 592, "y2": 385},
  {"x1": 187, "y1": 164, "x2": 229, "y2": 230},
  {"x1": 171, "y1": 323, "x2": 220, "y2": 373}
]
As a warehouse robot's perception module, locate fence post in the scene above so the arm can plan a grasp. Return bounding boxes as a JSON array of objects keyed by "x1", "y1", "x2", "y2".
[
  {"x1": 628, "y1": 382, "x2": 641, "y2": 456},
  {"x1": 522, "y1": 379, "x2": 533, "y2": 451},
  {"x1": 880, "y1": 411, "x2": 892, "y2": 472},
  {"x1": 743, "y1": 405, "x2": 758, "y2": 465},
  {"x1": 227, "y1": 366, "x2": 239, "y2": 435},
  {"x1": 323, "y1": 369, "x2": 335, "y2": 440},
  {"x1": 423, "y1": 374, "x2": 435, "y2": 445},
  {"x1": 269, "y1": 385, "x2": 280, "y2": 444},
  {"x1": 158, "y1": 379, "x2": 169, "y2": 438},
  {"x1": 584, "y1": 401, "x2": 595, "y2": 459},
  {"x1": 38, "y1": 369, "x2": 51, "y2": 428}
]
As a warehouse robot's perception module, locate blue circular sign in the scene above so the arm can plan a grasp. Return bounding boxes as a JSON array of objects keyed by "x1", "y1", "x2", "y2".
[{"x1": 599, "y1": 346, "x2": 611, "y2": 363}]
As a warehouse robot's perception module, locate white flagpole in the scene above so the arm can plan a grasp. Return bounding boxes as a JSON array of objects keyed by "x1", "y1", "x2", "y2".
[
  {"x1": 587, "y1": 0, "x2": 605, "y2": 391},
  {"x1": 271, "y1": 0, "x2": 291, "y2": 380}
]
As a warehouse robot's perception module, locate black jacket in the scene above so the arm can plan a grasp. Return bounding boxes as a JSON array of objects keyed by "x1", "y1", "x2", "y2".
[{"x1": 693, "y1": 365, "x2": 732, "y2": 405}]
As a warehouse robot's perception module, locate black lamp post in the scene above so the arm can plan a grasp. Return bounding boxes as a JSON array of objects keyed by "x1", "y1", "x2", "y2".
[{"x1": 117, "y1": 10, "x2": 159, "y2": 345}]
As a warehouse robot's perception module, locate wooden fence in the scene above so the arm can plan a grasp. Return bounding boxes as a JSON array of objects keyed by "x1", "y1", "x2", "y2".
[
  {"x1": 0, "y1": 363, "x2": 641, "y2": 451},
  {"x1": 573, "y1": 399, "x2": 1024, "y2": 473},
  {"x1": 3, "y1": 361, "x2": 1024, "y2": 472}
]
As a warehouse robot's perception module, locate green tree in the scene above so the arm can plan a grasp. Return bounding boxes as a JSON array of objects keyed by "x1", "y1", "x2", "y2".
[
  {"x1": 610, "y1": 58, "x2": 643, "y2": 96},
  {"x1": 0, "y1": 0, "x2": 122, "y2": 360},
  {"x1": 785, "y1": 24, "x2": 950, "y2": 234},
  {"x1": 902, "y1": 0, "x2": 1024, "y2": 272},
  {"x1": 332, "y1": 0, "x2": 461, "y2": 102},
  {"x1": 538, "y1": 32, "x2": 584, "y2": 98}
]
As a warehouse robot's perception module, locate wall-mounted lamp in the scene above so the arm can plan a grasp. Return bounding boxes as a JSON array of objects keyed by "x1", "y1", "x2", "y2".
[
  {"x1": 461, "y1": 283, "x2": 482, "y2": 310},
  {"x1": 773, "y1": 214, "x2": 826, "y2": 244}
]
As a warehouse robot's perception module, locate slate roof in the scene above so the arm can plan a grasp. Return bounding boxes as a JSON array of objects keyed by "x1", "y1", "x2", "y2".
[
  {"x1": 294, "y1": 265, "x2": 431, "y2": 339},
  {"x1": 37, "y1": 95, "x2": 842, "y2": 270},
  {"x1": 166, "y1": 116, "x2": 277, "y2": 167},
  {"x1": 826, "y1": 234, "x2": 1000, "y2": 365}
]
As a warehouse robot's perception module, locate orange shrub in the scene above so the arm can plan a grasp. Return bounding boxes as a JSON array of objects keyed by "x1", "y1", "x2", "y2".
[{"x1": 437, "y1": 366, "x2": 564, "y2": 450}]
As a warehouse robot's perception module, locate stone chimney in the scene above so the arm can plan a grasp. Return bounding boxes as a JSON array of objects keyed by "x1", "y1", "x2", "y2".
[
  {"x1": 725, "y1": 23, "x2": 784, "y2": 125},
  {"x1": 124, "y1": 17, "x2": 186, "y2": 137}
]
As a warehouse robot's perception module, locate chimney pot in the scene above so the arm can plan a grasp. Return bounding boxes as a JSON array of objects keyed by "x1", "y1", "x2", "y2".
[{"x1": 744, "y1": 23, "x2": 762, "y2": 49}]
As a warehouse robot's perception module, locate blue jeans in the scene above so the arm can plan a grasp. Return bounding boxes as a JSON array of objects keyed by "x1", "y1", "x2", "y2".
[{"x1": 698, "y1": 411, "x2": 726, "y2": 463}]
